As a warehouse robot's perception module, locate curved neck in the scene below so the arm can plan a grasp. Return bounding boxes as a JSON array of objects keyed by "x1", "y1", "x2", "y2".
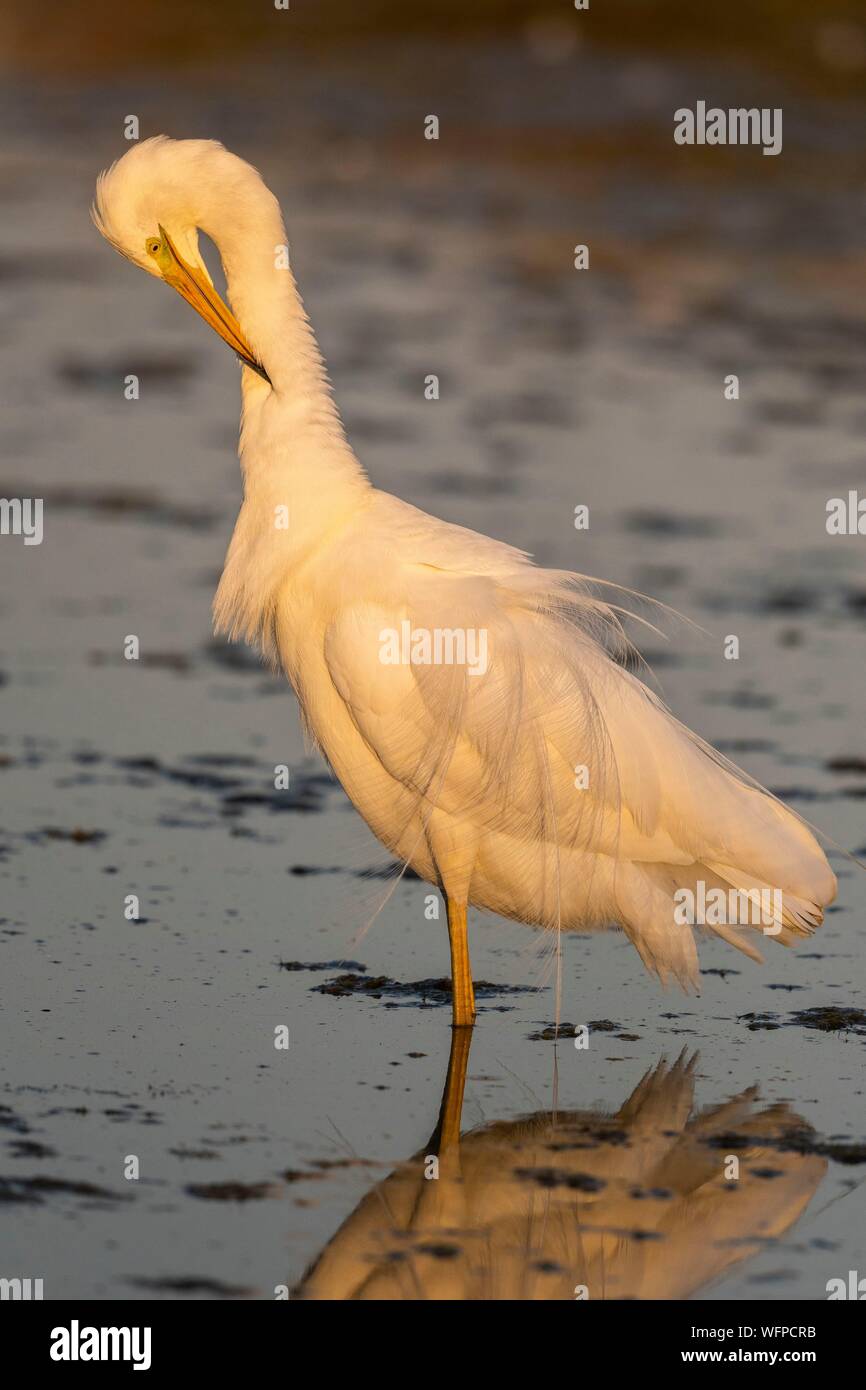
[
  {"x1": 185, "y1": 151, "x2": 371, "y2": 657},
  {"x1": 198, "y1": 179, "x2": 343, "y2": 437},
  {"x1": 190, "y1": 157, "x2": 369, "y2": 561}
]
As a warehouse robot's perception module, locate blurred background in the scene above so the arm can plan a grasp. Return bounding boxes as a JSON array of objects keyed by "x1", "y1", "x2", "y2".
[
  {"x1": 1, "y1": 0, "x2": 865, "y2": 1301},
  {"x1": 7, "y1": 0, "x2": 866, "y2": 88}
]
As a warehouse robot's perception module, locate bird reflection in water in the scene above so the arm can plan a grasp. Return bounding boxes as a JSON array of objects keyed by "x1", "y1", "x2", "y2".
[{"x1": 295, "y1": 1038, "x2": 826, "y2": 1300}]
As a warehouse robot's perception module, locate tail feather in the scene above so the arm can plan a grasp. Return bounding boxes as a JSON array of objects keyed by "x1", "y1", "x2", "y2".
[
  {"x1": 700, "y1": 916, "x2": 765, "y2": 965},
  {"x1": 707, "y1": 862, "x2": 826, "y2": 941}
]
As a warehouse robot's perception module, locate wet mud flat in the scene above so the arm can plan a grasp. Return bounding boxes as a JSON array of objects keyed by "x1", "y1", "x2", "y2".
[{"x1": 1, "y1": 33, "x2": 866, "y2": 1298}]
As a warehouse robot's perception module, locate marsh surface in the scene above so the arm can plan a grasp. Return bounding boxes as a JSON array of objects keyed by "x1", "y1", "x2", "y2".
[{"x1": 1, "y1": 33, "x2": 864, "y2": 1299}]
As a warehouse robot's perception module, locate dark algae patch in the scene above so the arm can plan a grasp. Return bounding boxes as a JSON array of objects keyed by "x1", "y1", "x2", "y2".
[
  {"x1": 278, "y1": 958, "x2": 367, "y2": 973},
  {"x1": 528, "y1": 1020, "x2": 640, "y2": 1041},
  {"x1": 0, "y1": 1175, "x2": 125, "y2": 1204},
  {"x1": 314, "y1": 972, "x2": 534, "y2": 1008},
  {"x1": 739, "y1": 1006, "x2": 866, "y2": 1037},
  {"x1": 38, "y1": 827, "x2": 107, "y2": 845},
  {"x1": 185, "y1": 1181, "x2": 276, "y2": 1202},
  {"x1": 128, "y1": 1276, "x2": 254, "y2": 1297},
  {"x1": 793, "y1": 1007, "x2": 866, "y2": 1034}
]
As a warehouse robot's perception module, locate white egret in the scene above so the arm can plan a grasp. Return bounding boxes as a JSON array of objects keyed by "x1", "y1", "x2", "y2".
[{"x1": 94, "y1": 137, "x2": 836, "y2": 1028}]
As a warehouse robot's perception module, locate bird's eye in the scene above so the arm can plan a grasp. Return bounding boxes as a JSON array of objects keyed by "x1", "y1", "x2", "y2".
[{"x1": 145, "y1": 237, "x2": 161, "y2": 257}]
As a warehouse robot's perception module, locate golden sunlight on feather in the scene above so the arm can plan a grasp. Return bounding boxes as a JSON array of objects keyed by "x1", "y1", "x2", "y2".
[{"x1": 94, "y1": 136, "x2": 837, "y2": 1029}]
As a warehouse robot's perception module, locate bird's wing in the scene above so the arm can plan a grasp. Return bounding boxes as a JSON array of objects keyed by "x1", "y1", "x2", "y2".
[
  {"x1": 321, "y1": 511, "x2": 620, "y2": 869},
  {"x1": 321, "y1": 495, "x2": 834, "y2": 932}
]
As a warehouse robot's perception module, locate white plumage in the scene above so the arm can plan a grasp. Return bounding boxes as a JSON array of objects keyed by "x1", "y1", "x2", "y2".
[{"x1": 94, "y1": 137, "x2": 836, "y2": 1018}]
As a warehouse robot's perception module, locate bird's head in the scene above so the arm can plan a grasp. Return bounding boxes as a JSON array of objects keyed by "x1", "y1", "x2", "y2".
[{"x1": 93, "y1": 136, "x2": 271, "y2": 382}]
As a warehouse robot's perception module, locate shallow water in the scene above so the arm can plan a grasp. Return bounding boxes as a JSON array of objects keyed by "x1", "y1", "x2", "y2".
[{"x1": 1, "y1": 36, "x2": 864, "y2": 1300}]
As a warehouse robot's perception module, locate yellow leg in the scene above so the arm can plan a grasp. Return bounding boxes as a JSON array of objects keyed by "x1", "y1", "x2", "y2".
[
  {"x1": 446, "y1": 897, "x2": 476, "y2": 1029},
  {"x1": 435, "y1": 1024, "x2": 473, "y2": 1149}
]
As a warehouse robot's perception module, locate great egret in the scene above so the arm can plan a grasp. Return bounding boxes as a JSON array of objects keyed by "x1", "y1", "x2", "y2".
[{"x1": 94, "y1": 137, "x2": 836, "y2": 1027}]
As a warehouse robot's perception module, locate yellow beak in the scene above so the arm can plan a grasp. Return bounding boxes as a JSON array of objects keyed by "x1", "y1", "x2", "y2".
[{"x1": 155, "y1": 225, "x2": 270, "y2": 383}]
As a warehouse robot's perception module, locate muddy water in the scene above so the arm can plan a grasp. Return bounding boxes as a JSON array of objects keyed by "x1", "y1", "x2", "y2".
[{"x1": 1, "y1": 38, "x2": 864, "y2": 1299}]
